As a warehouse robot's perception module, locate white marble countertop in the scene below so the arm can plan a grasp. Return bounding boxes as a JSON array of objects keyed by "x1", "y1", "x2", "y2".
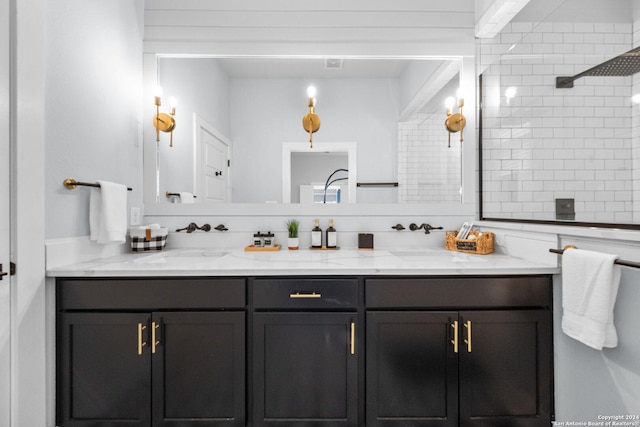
[{"x1": 46, "y1": 247, "x2": 560, "y2": 277}]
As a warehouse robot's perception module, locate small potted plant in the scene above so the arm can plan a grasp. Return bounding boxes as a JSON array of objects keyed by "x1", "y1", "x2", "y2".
[{"x1": 286, "y1": 219, "x2": 300, "y2": 250}]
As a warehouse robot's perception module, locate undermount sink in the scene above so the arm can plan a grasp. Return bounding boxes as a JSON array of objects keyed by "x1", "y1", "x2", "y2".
[
  {"x1": 389, "y1": 250, "x2": 441, "y2": 257},
  {"x1": 132, "y1": 249, "x2": 230, "y2": 263}
]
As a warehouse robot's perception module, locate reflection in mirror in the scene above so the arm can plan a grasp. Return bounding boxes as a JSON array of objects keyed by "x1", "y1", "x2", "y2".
[
  {"x1": 147, "y1": 56, "x2": 464, "y2": 207},
  {"x1": 479, "y1": 0, "x2": 640, "y2": 226},
  {"x1": 292, "y1": 153, "x2": 348, "y2": 204}
]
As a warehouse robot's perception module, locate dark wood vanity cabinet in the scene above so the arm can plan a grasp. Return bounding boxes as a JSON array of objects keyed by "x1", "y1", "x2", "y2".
[
  {"x1": 55, "y1": 274, "x2": 553, "y2": 427},
  {"x1": 365, "y1": 276, "x2": 553, "y2": 427},
  {"x1": 251, "y1": 278, "x2": 361, "y2": 427},
  {"x1": 56, "y1": 278, "x2": 246, "y2": 427}
]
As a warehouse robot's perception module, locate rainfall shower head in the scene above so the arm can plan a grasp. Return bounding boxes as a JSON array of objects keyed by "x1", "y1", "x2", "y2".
[{"x1": 556, "y1": 46, "x2": 640, "y2": 88}]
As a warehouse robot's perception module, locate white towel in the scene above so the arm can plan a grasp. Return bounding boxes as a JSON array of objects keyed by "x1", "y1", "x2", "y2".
[
  {"x1": 179, "y1": 192, "x2": 195, "y2": 203},
  {"x1": 562, "y1": 249, "x2": 621, "y2": 350},
  {"x1": 89, "y1": 180, "x2": 128, "y2": 244}
]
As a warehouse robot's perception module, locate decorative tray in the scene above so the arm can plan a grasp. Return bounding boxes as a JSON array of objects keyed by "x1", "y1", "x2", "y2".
[{"x1": 244, "y1": 244, "x2": 281, "y2": 252}]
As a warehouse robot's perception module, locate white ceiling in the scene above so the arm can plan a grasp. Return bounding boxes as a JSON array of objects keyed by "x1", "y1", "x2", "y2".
[
  {"x1": 146, "y1": 0, "x2": 638, "y2": 79},
  {"x1": 514, "y1": 0, "x2": 636, "y2": 23},
  {"x1": 217, "y1": 57, "x2": 431, "y2": 79}
]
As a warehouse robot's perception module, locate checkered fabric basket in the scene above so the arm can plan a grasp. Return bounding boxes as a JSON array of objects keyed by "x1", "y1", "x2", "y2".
[{"x1": 129, "y1": 227, "x2": 168, "y2": 252}]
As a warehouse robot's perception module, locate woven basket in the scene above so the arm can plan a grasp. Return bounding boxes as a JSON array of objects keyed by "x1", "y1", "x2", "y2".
[
  {"x1": 445, "y1": 230, "x2": 494, "y2": 255},
  {"x1": 129, "y1": 227, "x2": 168, "y2": 252}
]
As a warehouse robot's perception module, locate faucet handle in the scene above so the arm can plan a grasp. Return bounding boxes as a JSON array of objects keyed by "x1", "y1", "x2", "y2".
[{"x1": 391, "y1": 224, "x2": 405, "y2": 231}]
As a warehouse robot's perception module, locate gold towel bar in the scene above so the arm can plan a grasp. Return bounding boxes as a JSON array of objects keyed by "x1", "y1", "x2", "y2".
[
  {"x1": 63, "y1": 178, "x2": 132, "y2": 191},
  {"x1": 166, "y1": 192, "x2": 197, "y2": 198},
  {"x1": 549, "y1": 247, "x2": 640, "y2": 269}
]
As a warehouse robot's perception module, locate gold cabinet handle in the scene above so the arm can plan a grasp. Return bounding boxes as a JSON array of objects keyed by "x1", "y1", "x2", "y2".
[
  {"x1": 152, "y1": 321, "x2": 160, "y2": 354},
  {"x1": 289, "y1": 292, "x2": 321, "y2": 299},
  {"x1": 350, "y1": 322, "x2": 356, "y2": 355},
  {"x1": 137, "y1": 323, "x2": 147, "y2": 356},
  {"x1": 451, "y1": 320, "x2": 459, "y2": 353},
  {"x1": 464, "y1": 320, "x2": 472, "y2": 353}
]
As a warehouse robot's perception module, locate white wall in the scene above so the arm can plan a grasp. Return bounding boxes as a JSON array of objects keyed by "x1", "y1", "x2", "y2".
[
  {"x1": 157, "y1": 58, "x2": 231, "y2": 196},
  {"x1": 45, "y1": 0, "x2": 144, "y2": 239},
  {"x1": 229, "y1": 78, "x2": 400, "y2": 203}
]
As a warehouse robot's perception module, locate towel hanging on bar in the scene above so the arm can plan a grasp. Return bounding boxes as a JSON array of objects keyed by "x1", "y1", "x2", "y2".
[{"x1": 64, "y1": 178, "x2": 132, "y2": 191}]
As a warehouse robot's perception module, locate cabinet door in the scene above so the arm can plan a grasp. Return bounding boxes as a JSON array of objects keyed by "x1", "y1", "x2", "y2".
[
  {"x1": 458, "y1": 310, "x2": 552, "y2": 427},
  {"x1": 253, "y1": 312, "x2": 358, "y2": 426},
  {"x1": 152, "y1": 311, "x2": 245, "y2": 427},
  {"x1": 366, "y1": 311, "x2": 459, "y2": 427},
  {"x1": 57, "y1": 313, "x2": 151, "y2": 427}
]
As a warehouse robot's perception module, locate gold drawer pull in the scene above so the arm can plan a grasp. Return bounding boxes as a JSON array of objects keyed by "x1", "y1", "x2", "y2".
[
  {"x1": 350, "y1": 322, "x2": 356, "y2": 355},
  {"x1": 451, "y1": 320, "x2": 459, "y2": 353},
  {"x1": 137, "y1": 323, "x2": 147, "y2": 356},
  {"x1": 152, "y1": 322, "x2": 160, "y2": 354},
  {"x1": 289, "y1": 292, "x2": 321, "y2": 299},
  {"x1": 464, "y1": 320, "x2": 472, "y2": 353}
]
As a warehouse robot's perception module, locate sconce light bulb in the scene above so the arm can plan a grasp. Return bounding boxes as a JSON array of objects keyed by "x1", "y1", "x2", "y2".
[
  {"x1": 445, "y1": 97, "x2": 456, "y2": 111},
  {"x1": 169, "y1": 96, "x2": 177, "y2": 108},
  {"x1": 632, "y1": 93, "x2": 640, "y2": 104},
  {"x1": 154, "y1": 85, "x2": 164, "y2": 97},
  {"x1": 306, "y1": 85, "x2": 317, "y2": 99}
]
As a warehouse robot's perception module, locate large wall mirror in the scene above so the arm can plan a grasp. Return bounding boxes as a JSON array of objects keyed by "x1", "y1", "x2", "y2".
[
  {"x1": 143, "y1": 55, "x2": 477, "y2": 216},
  {"x1": 479, "y1": 0, "x2": 640, "y2": 228}
]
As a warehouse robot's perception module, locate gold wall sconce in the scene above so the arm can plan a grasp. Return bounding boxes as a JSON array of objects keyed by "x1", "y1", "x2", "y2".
[
  {"x1": 445, "y1": 93, "x2": 466, "y2": 147},
  {"x1": 302, "y1": 85, "x2": 320, "y2": 148},
  {"x1": 153, "y1": 86, "x2": 177, "y2": 147}
]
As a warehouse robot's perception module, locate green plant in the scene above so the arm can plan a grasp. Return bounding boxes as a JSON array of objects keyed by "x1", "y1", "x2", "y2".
[{"x1": 285, "y1": 219, "x2": 299, "y2": 238}]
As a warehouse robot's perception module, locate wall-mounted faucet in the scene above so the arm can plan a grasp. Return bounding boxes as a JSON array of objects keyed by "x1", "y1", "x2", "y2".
[
  {"x1": 175, "y1": 223, "x2": 228, "y2": 233},
  {"x1": 409, "y1": 223, "x2": 443, "y2": 234}
]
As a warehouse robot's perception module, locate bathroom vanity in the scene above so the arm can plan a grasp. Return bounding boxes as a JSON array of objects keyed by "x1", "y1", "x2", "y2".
[{"x1": 50, "y1": 249, "x2": 557, "y2": 427}]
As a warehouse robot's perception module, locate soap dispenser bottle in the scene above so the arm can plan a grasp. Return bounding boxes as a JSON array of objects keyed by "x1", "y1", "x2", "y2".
[
  {"x1": 326, "y1": 218, "x2": 337, "y2": 249},
  {"x1": 311, "y1": 219, "x2": 323, "y2": 248}
]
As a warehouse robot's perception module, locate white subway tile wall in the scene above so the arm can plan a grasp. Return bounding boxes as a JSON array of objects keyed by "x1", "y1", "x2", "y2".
[
  {"x1": 480, "y1": 21, "x2": 638, "y2": 223},
  {"x1": 398, "y1": 111, "x2": 462, "y2": 203}
]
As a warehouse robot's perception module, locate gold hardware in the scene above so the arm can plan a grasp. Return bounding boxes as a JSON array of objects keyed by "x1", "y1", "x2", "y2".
[
  {"x1": 137, "y1": 323, "x2": 147, "y2": 355},
  {"x1": 63, "y1": 179, "x2": 132, "y2": 191},
  {"x1": 350, "y1": 322, "x2": 356, "y2": 355},
  {"x1": 564, "y1": 245, "x2": 577, "y2": 250},
  {"x1": 444, "y1": 94, "x2": 466, "y2": 147},
  {"x1": 153, "y1": 88, "x2": 177, "y2": 147},
  {"x1": 63, "y1": 178, "x2": 78, "y2": 189},
  {"x1": 464, "y1": 320, "x2": 472, "y2": 353},
  {"x1": 152, "y1": 322, "x2": 160, "y2": 354},
  {"x1": 289, "y1": 292, "x2": 321, "y2": 299},
  {"x1": 451, "y1": 320, "x2": 459, "y2": 353},
  {"x1": 302, "y1": 86, "x2": 320, "y2": 148}
]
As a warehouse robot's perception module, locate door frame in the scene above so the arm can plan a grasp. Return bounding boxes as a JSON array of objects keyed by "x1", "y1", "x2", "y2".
[
  {"x1": 193, "y1": 113, "x2": 232, "y2": 203},
  {"x1": 1, "y1": 0, "x2": 12, "y2": 423}
]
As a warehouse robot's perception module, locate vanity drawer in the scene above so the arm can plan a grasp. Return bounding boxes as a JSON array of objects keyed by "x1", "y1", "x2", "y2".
[
  {"x1": 57, "y1": 277, "x2": 246, "y2": 310},
  {"x1": 366, "y1": 276, "x2": 552, "y2": 309},
  {"x1": 252, "y1": 278, "x2": 359, "y2": 309}
]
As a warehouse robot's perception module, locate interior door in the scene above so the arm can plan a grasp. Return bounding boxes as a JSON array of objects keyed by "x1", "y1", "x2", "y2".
[
  {"x1": 0, "y1": 0, "x2": 12, "y2": 422},
  {"x1": 194, "y1": 114, "x2": 231, "y2": 203}
]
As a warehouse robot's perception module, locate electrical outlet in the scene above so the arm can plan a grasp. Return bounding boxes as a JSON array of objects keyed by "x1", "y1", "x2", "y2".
[{"x1": 130, "y1": 207, "x2": 141, "y2": 226}]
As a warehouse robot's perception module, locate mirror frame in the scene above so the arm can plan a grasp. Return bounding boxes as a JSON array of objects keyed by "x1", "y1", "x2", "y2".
[{"x1": 143, "y1": 53, "x2": 477, "y2": 217}]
